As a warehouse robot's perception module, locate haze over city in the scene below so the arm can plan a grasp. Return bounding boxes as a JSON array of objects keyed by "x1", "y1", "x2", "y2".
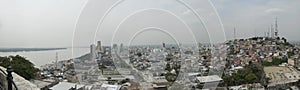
[
  {"x1": 0, "y1": 0, "x2": 299, "y2": 48},
  {"x1": 1, "y1": 0, "x2": 300, "y2": 90}
]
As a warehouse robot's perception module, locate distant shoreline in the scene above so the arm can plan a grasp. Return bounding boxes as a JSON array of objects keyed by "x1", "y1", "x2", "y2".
[{"x1": 0, "y1": 48, "x2": 67, "y2": 52}]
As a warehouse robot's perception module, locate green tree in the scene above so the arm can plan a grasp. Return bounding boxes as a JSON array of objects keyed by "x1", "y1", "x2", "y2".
[
  {"x1": 0, "y1": 55, "x2": 39, "y2": 80},
  {"x1": 222, "y1": 64, "x2": 264, "y2": 86},
  {"x1": 262, "y1": 57, "x2": 288, "y2": 66},
  {"x1": 287, "y1": 51, "x2": 295, "y2": 58},
  {"x1": 165, "y1": 72, "x2": 177, "y2": 82},
  {"x1": 119, "y1": 78, "x2": 130, "y2": 84},
  {"x1": 165, "y1": 63, "x2": 172, "y2": 72},
  {"x1": 98, "y1": 64, "x2": 106, "y2": 75},
  {"x1": 245, "y1": 73, "x2": 258, "y2": 83}
]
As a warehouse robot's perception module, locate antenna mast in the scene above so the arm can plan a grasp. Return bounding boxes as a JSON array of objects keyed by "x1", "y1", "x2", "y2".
[
  {"x1": 234, "y1": 27, "x2": 236, "y2": 40},
  {"x1": 275, "y1": 17, "x2": 279, "y2": 37}
]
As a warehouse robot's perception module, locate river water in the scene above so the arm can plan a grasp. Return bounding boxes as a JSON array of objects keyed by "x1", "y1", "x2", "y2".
[{"x1": 0, "y1": 48, "x2": 89, "y2": 68}]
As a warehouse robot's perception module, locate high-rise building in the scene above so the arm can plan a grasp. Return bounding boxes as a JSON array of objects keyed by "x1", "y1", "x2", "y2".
[
  {"x1": 113, "y1": 44, "x2": 117, "y2": 49},
  {"x1": 97, "y1": 41, "x2": 102, "y2": 52},
  {"x1": 162, "y1": 42, "x2": 166, "y2": 48},
  {"x1": 120, "y1": 43, "x2": 123, "y2": 52},
  {"x1": 90, "y1": 44, "x2": 96, "y2": 61}
]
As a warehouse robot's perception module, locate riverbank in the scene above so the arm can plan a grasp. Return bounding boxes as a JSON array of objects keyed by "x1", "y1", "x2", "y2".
[{"x1": 0, "y1": 48, "x2": 89, "y2": 68}]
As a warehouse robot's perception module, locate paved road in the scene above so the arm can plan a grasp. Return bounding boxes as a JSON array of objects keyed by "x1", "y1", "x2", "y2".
[{"x1": 112, "y1": 52, "x2": 147, "y2": 82}]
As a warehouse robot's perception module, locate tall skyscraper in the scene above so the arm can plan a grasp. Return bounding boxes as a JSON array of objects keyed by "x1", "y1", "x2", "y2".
[
  {"x1": 120, "y1": 43, "x2": 123, "y2": 52},
  {"x1": 90, "y1": 44, "x2": 96, "y2": 61},
  {"x1": 97, "y1": 41, "x2": 102, "y2": 52}
]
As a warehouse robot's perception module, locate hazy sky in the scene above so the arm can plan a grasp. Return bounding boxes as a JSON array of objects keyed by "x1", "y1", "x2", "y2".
[{"x1": 0, "y1": 0, "x2": 299, "y2": 48}]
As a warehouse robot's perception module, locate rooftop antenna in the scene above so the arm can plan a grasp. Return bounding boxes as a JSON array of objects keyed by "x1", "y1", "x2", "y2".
[
  {"x1": 269, "y1": 26, "x2": 272, "y2": 38},
  {"x1": 234, "y1": 27, "x2": 236, "y2": 40},
  {"x1": 271, "y1": 24, "x2": 274, "y2": 39},
  {"x1": 275, "y1": 17, "x2": 279, "y2": 37}
]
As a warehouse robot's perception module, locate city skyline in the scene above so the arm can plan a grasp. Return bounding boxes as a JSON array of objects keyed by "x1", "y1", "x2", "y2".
[{"x1": 0, "y1": 1, "x2": 300, "y2": 89}]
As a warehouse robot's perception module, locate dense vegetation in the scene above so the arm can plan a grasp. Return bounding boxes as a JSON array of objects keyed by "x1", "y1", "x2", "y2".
[
  {"x1": 0, "y1": 55, "x2": 39, "y2": 80},
  {"x1": 262, "y1": 57, "x2": 288, "y2": 66},
  {"x1": 222, "y1": 64, "x2": 266, "y2": 86},
  {"x1": 164, "y1": 60, "x2": 181, "y2": 82}
]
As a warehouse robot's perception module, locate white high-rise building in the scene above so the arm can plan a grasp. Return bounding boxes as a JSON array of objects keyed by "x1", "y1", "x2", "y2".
[{"x1": 90, "y1": 44, "x2": 96, "y2": 61}]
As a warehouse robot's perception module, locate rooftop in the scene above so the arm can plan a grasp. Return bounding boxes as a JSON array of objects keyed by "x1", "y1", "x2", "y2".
[
  {"x1": 196, "y1": 75, "x2": 223, "y2": 83},
  {"x1": 264, "y1": 66, "x2": 300, "y2": 86},
  {"x1": 49, "y1": 82, "x2": 84, "y2": 90}
]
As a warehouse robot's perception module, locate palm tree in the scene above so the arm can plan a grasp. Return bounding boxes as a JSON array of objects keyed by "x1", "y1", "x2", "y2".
[{"x1": 98, "y1": 63, "x2": 106, "y2": 75}]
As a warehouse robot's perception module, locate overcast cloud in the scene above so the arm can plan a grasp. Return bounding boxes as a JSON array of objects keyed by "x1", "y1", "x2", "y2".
[{"x1": 0, "y1": 0, "x2": 299, "y2": 48}]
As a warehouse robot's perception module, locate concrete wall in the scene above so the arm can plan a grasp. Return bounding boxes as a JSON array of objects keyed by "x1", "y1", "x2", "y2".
[{"x1": 0, "y1": 68, "x2": 8, "y2": 90}]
